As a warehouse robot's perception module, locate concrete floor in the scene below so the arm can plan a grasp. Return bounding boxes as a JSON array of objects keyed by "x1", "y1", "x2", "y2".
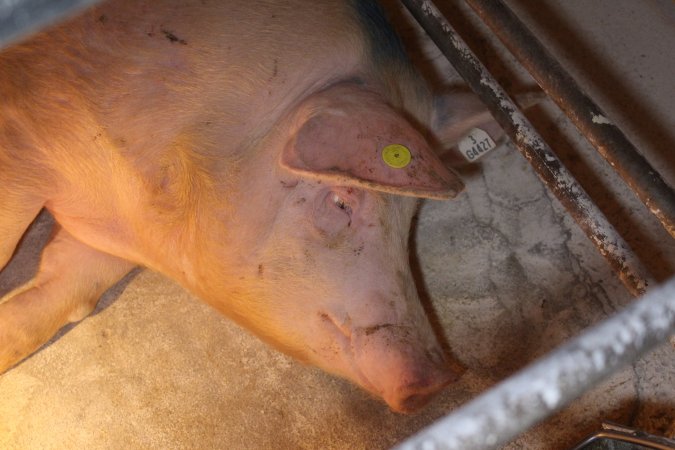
[{"x1": 1, "y1": 0, "x2": 674, "y2": 448}]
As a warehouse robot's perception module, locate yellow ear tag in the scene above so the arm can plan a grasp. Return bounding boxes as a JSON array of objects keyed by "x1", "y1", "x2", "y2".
[{"x1": 382, "y1": 144, "x2": 412, "y2": 169}]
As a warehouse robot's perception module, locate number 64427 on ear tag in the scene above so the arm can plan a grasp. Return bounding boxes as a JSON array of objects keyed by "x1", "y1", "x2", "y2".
[{"x1": 458, "y1": 127, "x2": 497, "y2": 162}]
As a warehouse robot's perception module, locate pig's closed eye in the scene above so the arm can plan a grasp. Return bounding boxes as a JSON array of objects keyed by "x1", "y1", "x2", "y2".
[
  {"x1": 313, "y1": 189, "x2": 356, "y2": 235},
  {"x1": 332, "y1": 193, "x2": 352, "y2": 217}
]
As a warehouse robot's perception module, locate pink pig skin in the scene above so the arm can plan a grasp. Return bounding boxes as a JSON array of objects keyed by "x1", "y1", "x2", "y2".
[{"x1": 0, "y1": 0, "x2": 484, "y2": 412}]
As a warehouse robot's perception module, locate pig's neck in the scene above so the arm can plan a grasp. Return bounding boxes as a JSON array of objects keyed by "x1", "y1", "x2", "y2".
[{"x1": 128, "y1": 132, "x2": 285, "y2": 304}]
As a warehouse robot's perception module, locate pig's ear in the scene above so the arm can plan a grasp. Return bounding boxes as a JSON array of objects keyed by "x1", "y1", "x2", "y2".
[
  {"x1": 280, "y1": 86, "x2": 464, "y2": 200},
  {"x1": 432, "y1": 86, "x2": 544, "y2": 165}
]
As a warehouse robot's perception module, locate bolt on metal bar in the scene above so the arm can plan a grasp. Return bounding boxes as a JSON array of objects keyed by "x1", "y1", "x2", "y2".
[
  {"x1": 393, "y1": 276, "x2": 675, "y2": 450},
  {"x1": 0, "y1": 0, "x2": 101, "y2": 50},
  {"x1": 464, "y1": 0, "x2": 675, "y2": 239},
  {"x1": 400, "y1": 0, "x2": 651, "y2": 297}
]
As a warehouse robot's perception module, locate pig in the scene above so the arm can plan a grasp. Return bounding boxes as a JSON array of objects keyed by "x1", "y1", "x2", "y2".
[{"x1": 0, "y1": 0, "x2": 497, "y2": 412}]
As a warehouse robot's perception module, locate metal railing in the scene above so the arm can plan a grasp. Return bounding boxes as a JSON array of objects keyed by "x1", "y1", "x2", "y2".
[
  {"x1": 394, "y1": 276, "x2": 675, "y2": 450},
  {"x1": 400, "y1": 0, "x2": 661, "y2": 297},
  {"x1": 397, "y1": 0, "x2": 675, "y2": 447},
  {"x1": 464, "y1": 0, "x2": 675, "y2": 239}
]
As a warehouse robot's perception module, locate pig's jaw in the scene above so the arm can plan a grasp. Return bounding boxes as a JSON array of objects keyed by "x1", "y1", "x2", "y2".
[{"x1": 318, "y1": 311, "x2": 455, "y2": 413}]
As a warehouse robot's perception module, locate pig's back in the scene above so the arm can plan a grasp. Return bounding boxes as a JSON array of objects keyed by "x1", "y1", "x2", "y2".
[
  {"x1": 0, "y1": 0, "x2": 418, "y2": 261},
  {"x1": 0, "y1": 0, "x2": 379, "y2": 160},
  {"x1": 0, "y1": 0, "x2": 424, "y2": 224}
]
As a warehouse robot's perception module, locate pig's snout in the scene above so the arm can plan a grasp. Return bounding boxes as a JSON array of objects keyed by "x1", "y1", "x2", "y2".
[
  {"x1": 322, "y1": 313, "x2": 457, "y2": 413},
  {"x1": 361, "y1": 338, "x2": 457, "y2": 414},
  {"x1": 382, "y1": 350, "x2": 457, "y2": 413},
  {"x1": 392, "y1": 377, "x2": 454, "y2": 413}
]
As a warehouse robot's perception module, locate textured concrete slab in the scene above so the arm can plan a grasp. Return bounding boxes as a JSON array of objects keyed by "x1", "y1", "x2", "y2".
[{"x1": 1, "y1": 0, "x2": 674, "y2": 449}]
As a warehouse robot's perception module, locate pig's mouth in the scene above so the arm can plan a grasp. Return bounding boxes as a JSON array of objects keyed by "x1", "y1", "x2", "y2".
[{"x1": 318, "y1": 312, "x2": 381, "y2": 395}]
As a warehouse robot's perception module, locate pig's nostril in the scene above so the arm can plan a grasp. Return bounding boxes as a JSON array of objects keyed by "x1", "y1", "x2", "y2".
[
  {"x1": 391, "y1": 367, "x2": 456, "y2": 413},
  {"x1": 426, "y1": 347, "x2": 448, "y2": 366}
]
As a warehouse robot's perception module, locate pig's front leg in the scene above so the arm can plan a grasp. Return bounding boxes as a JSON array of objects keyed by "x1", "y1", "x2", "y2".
[
  {"x1": 0, "y1": 190, "x2": 43, "y2": 271},
  {"x1": 0, "y1": 226, "x2": 134, "y2": 374}
]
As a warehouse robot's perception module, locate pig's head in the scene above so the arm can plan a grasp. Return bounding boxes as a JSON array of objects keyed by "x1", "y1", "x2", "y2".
[
  {"x1": 247, "y1": 184, "x2": 452, "y2": 413},
  {"x1": 202, "y1": 83, "x2": 469, "y2": 413}
]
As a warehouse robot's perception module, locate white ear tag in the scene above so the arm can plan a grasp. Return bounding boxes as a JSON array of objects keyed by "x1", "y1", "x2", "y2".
[{"x1": 458, "y1": 128, "x2": 497, "y2": 162}]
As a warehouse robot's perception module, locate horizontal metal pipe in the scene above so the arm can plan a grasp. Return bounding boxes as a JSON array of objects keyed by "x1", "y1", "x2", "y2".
[
  {"x1": 465, "y1": 0, "x2": 675, "y2": 238},
  {"x1": 393, "y1": 276, "x2": 675, "y2": 450},
  {"x1": 0, "y1": 0, "x2": 101, "y2": 50},
  {"x1": 400, "y1": 0, "x2": 651, "y2": 297}
]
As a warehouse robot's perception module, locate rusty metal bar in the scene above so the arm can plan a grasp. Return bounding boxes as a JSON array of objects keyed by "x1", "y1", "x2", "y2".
[
  {"x1": 464, "y1": 0, "x2": 675, "y2": 239},
  {"x1": 0, "y1": 0, "x2": 101, "y2": 50},
  {"x1": 393, "y1": 276, "x2": 675, "y2": 450},
  {"x1": 400, "y1": 0, "x2": 652, "y2": 297}
]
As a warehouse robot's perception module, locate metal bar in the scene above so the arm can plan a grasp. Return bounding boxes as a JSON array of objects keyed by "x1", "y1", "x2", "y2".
[
  {"x1": 464, "y1": 0, "x2": 675, "y2": 239},
  {"x1": 400, "y1": 0, "x2": 652, "y2": 297},
  {"x1": 393, "y1": 277, "x2": 675, "y2": 450},
  {"x1": 571, "y1": 423, "x2": 675, "y2": 450},
  {"x1": 0, "y1": 0, "x2": 101, "y2": 50}
]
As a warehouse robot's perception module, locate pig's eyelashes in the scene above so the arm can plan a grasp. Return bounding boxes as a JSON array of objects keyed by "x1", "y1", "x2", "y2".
[
  {"x1": 332, "y1": 193, "x2": 353, "y2": 228},
  {"x1": 332, "y1": 193, "x2": 352, "y2": 216},
  {"x1": 313, "y1": 189, "x2": 355, "y2": 235}
]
